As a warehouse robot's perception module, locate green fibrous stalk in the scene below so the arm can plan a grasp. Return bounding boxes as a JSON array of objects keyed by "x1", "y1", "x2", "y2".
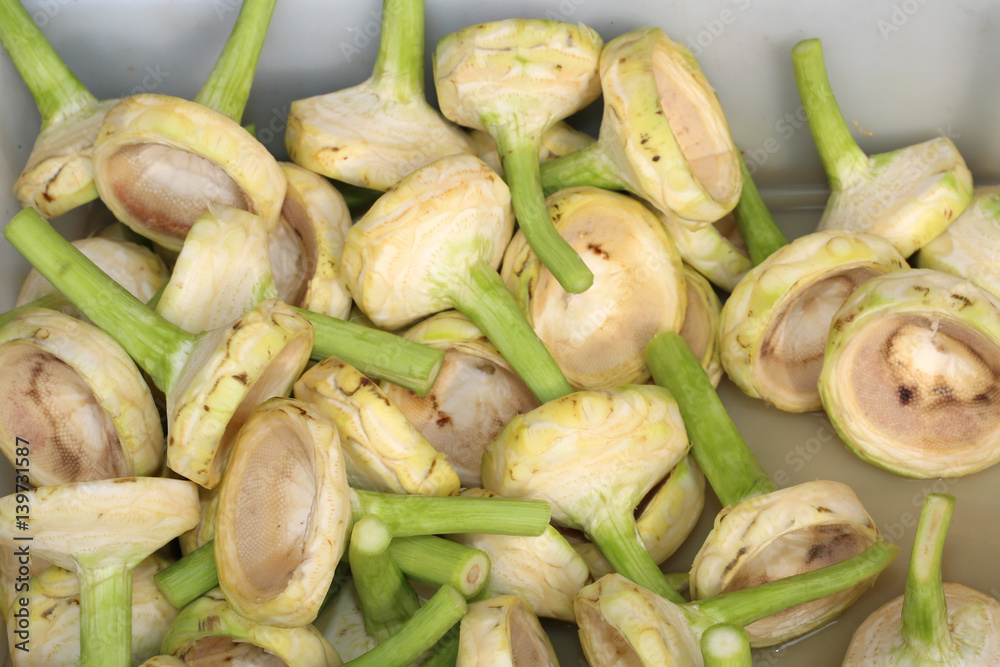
[
  {"x1": 388, "y1": 535, "x2": 490, "y2": 599},
  {"x1": 701, "y1": 623, "x2": 752, "y2": 667},
  {"x1": 350, "y1": 515, "x2": 420, "y2": 643},
  {"x1": 733, "y1": 152, "x2": 788, "y2": 266}
]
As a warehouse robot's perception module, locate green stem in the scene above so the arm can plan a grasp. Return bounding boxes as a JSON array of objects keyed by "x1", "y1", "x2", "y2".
[
  {"x1": 343, "y1": 585, "x2": 467, "y2": 667},
  {"x1": 4, "y1": 209, "x2": 195, "y2": 391},
  {"x1": 333, "y1": 180, "x2": 384, "y2": 215},
  {"x1": 691, "y1": 541, "x2": 898, "y2": 631},
  {"x1": 0, "y1": 291, "x2": 70, "y2": 329},
  {"x1": 901, "y1": 493, "x2": 956, "y2": 652},
  {"x1": 494, "y1": 128, "x2": 594, "y2": 293},
  {"x1": 79, "y1": 564, "x2": 132, "y2": 667},
  {"x1": 153, "y1": 541, "x2": 219, "y2": 610},
  {"x1": 646, "y1": 332, "x2": 776, "y2": 508},
  {"x1": 539, "y1": 142, "x2": 626, "y2": 197},
  {"x1": 0, "y1": 0, "x2": 96, "y2": 124},
  {"x1": 350, "y1": 515, "x2": 421, "y2": 643},
  {"x1": 791, "y1": 39, "x2": 868, "y2": 189},
  {"x1": 701, "y1": 623, "x2": 752, "y2": 667},
  {"x1": 587, "y1": 504, "x2": 685, "y2": 605},
  {"x1": 370, "y1": 0, "x2": 424, "y2": 103},
  {"x1": 417, "y1": 622, "x2": 461, "y2": 667},
  {"x1": 194, "y1": 0, "x2": 278, "y2": 121},
  {"x1": 389, "y1": 535, "x2": 490, "y2": 598},
  {"x1": 734, "y1": 153, "x2": 788, "y2": 266},
  {"x1": 449, "y1": 261, "x2": 574, "y2": 404},
  {"x1": 293, "y1": 307, "x2": 444, "y2": 397},
  {"x1": 350, "y1": 488, "x2": 551, "y2": 537}
]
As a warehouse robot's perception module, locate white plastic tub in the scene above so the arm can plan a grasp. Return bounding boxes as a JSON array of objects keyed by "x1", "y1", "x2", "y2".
[{"x1": 2, "y1": 0, "x2": 1000, "y2": 665}]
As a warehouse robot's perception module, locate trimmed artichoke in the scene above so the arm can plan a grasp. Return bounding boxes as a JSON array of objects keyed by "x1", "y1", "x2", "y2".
[
  {"x1": 156, "y1": 205, "x2": 277, "y2": 333},
  {"x1": 294, "y1": 358, "x2": 460, "y2": 496},
  {"x1": 447, "y1": 488, "x2": 590, "y2": 622},
  {"x1": 689, "y1": 480, "x2": 881, "y2": 647},
  {"x1": 270, "y1": 163, "x2": 353, "y2": 318},
  {"x1": 0, "y1": 477, "x2": 200, "y2": 666},
  {"x1": 0, "y1": 0, "x2": 119, "y2": 218},
  {"x1": 456, "y1": 595, "x2": 559, "y2": 667},
  {"x1": 286, "y1": 0, "x2": 473, "y2": 190},
  {"x1": 679, "y1": 266, "x2": 724, "y2": 387},
  {"x1": 4, "y1": 554, "x2": 179, "y2": 667},
  {"x1": 381, "y1": 311, "x2": 539, "y2": 488},
  {"x1": 916, "y1": 185, "x2": 1000, "y2": 298},
  {"x1": 720, "y1": 230, "x2": 908, "y2": 413},
  {"x1": 844, "y1": 494, "x2": 1000, "y2": 666},
  {"x1": 0, "y1": 308, "x2": 163, "y2": 486},
  {"x1": 340, "y1": 153, "x2": 572, "y2": 403},
  {"x1": 820, "y1": 269, "x2": 1000, "y2": 478},
  {"x1": 654, "y1": 208, "x2": 751, "y2": 293},
  {"x1": 540, "y1": 27, "x2": 742, "y2": 226},
  {"x1": 434, "y1": 18, "x2": 603, "y2": 293},
  {"x1": 214, "y1": 398, "x2": 350, "y2": 627},
  {"x1": 91, "y1": 0, "x2": 285, "y2": 250},
  {"x1": 482, "y1": 385, "x2": 690, "y2": 602},
  {"x1": 792, "y1": 38, "x2": 973, "y2": 257},
  {"x1": 501, "y1": 186, "x2": 686, "y2": 390},
  {"x1": 162, "y1": 589, "x2": 342, "y2": 666}
]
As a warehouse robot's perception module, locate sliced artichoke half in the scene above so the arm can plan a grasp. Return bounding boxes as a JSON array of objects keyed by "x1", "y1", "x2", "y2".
[{"x1": 820, "y1": 268, "x2": 1000, "y2": 478}]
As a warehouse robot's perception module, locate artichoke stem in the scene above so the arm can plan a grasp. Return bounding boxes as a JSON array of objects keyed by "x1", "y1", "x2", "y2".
[
  {"x1": 791, "y1": 38, "x2": 869, "y2": 189},
  {"x1": 450, "y1": 260, "x2": 574, "y2": 404},
  {"x1": 351, "y1": 515, "x2": 421, "y2": 643},
  {"x1": 153, "y1": 541, "x2": 219, "y2": 610},
  {"x1": 734, "y1": 153, "x2": 789, "y2": 266},
  {"x1": 388, "y1": 535, "x2": 490, "y2": 598},
  {"x1": 0, "y1": 291, "x2": 69, "y2": 329},
  {"x1": 343, "y1": 584, "x2": 467, "y2": 667},
  {"x1": 349, "y1": 488, "x2": 551, "y2": 537},
  {"x1": 693, "y1": 542, "x2": 898, "y2": 631},
  {"x1": 587, "y1": 503, "x2": 685, "y2": 604},
  {"x1": 294, "y1": 306, "x2": 445, "y2": 397},
  {"x1": 4, "y1": 208, "x2": 195, "y2": 392},
  {"x1": 370, "y1": 0, "x2": 424, "y2": 103},
  {"x1": 193, "y1": 0, "x2": 278, "y2": 121},
  {"x1": 417, "y1": 622, "x2": 462, "y2": 667},
  {"x1": 0, "y1": 0, "x2": 96, "y2": 124},
  {"x1": 494, "y1": 128, "x2": 594, "y2": 293},
  {"x1": 701, "y1": 623, "x2": 752, "y2": 667},
  {"x1": 539, "y1": 141, "x2": 626, "y2": 197},
  {"x1": 646, "y1": 332, "x2": 776, "y2": 508},
  {"x1": 79, "y1": 563, "x2": 132, "y2": 667},
  {"x1": 901, "y1": 494, "x2": 957, "y2": 653}
]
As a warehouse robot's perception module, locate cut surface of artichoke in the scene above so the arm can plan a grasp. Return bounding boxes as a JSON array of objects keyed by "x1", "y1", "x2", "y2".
[
  {"x1": 382, "y1": 311, "x2": 539, "y2": 488},
  {"x1": 820, "y1": 269, "x2": 1000, "y2": 477},
  {"x1": 792, "y1": 38, "x2": 973, "y2": 257},
  {"x1": 720, "y1": 230, "x2": 907, "y2": 413},
  {"x1": 502, "y1": 186, "x2": 686, "y2": 390},
  {"x1": 0, "y1": 308, "x2": 163, "y2": 486},
  {"x1": 215, "y1": 398, "x2": 350, "y2": 627}
]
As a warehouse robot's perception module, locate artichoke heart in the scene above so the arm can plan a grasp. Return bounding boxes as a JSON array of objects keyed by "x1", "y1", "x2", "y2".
[
  {"x1": 294, "y1": 357, "x2": 460, "y2": 496},
  {"x1": 456, "y1": 595, "x2": 560, "y2": 667},
  {"x1": 92, "y1": 94, "x2": 286, "y2": 250},
  {"x1": 720, "y1": 230, "x2": 907, "y2": 413},
  {"x1": 270, "y1": 163, "x2": 353, "y2": 318},
  {"x1": 917, "y1": 185, "x2": 1000, "y2": 299},
  {"x1": 501, "y1": 186, "x2": 686, "y2": 390},
  {"x1": 382, "y1": 311, "x2": 539, "y2": 489},
  {"x1": 820, "y1": 269, "x2": 1000, "y2": 478},
  {"x1": 598, "y1": 28, "x2": 741, "y2": 225},
  {"x1": 0, "y1": 308, "x2": 163, "y2": 486},
  {"x1": 215, "y1": 398, "x2": 350, "y2": 628},
  {"x1": 689, "y1": 480, "x2": 880, "y2": 647},
  {"x1": 162, "y1": 590, "x2": 342, "y2": 667}
]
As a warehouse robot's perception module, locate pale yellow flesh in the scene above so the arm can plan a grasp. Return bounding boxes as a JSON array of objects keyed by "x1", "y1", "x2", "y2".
[{"x1": 181, "y1": 636, "x2": 288, "y2": 667}]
